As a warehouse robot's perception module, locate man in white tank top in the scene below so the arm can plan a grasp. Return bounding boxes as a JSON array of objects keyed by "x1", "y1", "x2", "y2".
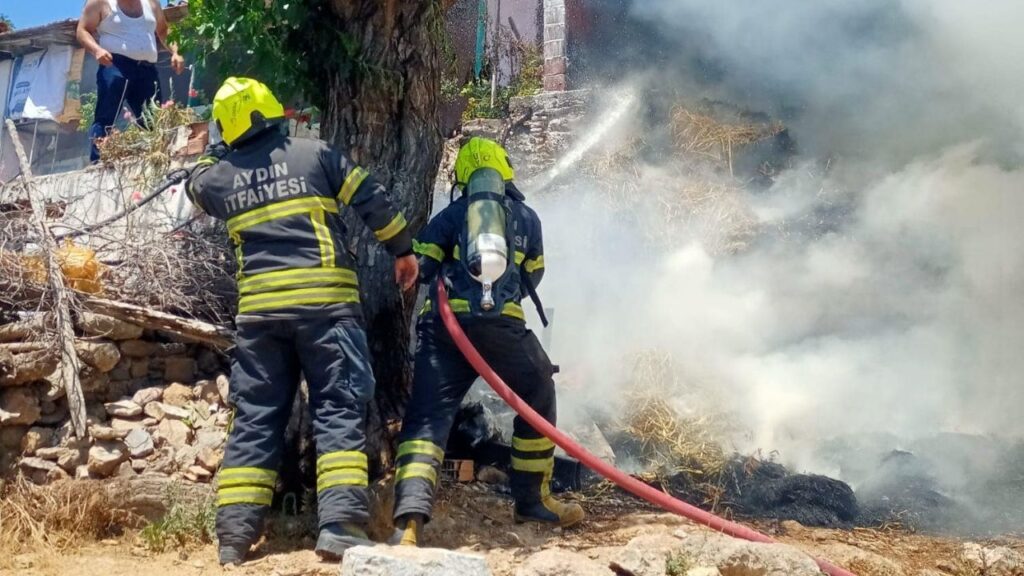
[{"x1": 76, "y1": 0, "x2": 186, "y2": 163}]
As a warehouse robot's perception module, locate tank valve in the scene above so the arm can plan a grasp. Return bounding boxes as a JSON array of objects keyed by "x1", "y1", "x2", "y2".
[{"x1": 481, "y1": 282, "x2": 495, "y2": 311}]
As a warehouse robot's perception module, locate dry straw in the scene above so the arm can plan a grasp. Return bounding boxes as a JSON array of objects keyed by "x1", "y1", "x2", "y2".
[
  {"x1": 0, "y1": 477, "x2": 140, "y2": 557},
  {"x1": 671, "y1": 105, "x2": 784, "y2": 176}
]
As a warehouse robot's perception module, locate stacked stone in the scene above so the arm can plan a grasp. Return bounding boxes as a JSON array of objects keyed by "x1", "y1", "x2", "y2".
[
  {"x1": 543, "y1": 0, "x2": 568, "y2": 92},
  {"x1": 0, "y1": 312, "x2": 230, "y2": 485}
]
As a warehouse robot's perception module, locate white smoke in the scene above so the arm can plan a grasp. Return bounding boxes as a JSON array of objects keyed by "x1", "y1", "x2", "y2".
[{"x1": 520, "y1": 0, "x2": 1024, "y2": 514}]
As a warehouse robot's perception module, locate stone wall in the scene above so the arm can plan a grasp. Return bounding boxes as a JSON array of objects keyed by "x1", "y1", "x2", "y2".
[
  {"x1": 0, "y1": 312, "x2": 230, "y2": 486},
  {"x1": 506, "y1": 90, "x2": 590, "y2": 182}
]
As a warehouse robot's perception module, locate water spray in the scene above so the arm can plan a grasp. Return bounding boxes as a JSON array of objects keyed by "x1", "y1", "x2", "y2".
[{"x1": 529, "y1": 88, "x2": 638, "y2": 190}]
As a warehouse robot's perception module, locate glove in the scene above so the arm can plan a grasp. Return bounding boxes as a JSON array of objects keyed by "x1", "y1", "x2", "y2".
[{"x1": 203, "y1": 141, "x2": 231, "y2": 160}]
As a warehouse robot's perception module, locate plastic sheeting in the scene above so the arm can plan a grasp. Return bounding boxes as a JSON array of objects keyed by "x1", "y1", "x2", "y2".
[{"x1": 6, "y1": 46, "x2": 73, "y2": 121}]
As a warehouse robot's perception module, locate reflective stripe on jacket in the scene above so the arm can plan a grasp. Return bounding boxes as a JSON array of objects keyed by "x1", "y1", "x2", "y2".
[{"x1": 188, "y1": 130, "x2": 412, "y2": 318}]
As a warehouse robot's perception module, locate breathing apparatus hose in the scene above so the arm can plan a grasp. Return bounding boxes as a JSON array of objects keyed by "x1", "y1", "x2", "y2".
[{"x1": 435, "y1": 279, "x2": 857, "y2": 576}]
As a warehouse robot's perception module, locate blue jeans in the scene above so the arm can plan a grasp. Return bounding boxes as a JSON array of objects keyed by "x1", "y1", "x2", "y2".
[{"x1": 89, "y1": 54, "x2": 162, "y2": 163}]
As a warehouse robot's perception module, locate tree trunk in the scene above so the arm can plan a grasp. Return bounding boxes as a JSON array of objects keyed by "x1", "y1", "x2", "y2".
[{"x1": 321, "y1": 1, "x2": 444, "y2": 470}]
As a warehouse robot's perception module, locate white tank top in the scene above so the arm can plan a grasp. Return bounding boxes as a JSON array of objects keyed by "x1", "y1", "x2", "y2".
[{"x1": 97, "y1": 0, "x2": 159, "y2": 63}]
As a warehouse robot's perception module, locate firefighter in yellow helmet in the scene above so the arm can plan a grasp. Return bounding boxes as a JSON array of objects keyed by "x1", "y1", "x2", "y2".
[
  {"x1": 389, "y1": 137, "x2": 584, "y2": 547},
  {"x1": 186, "y1": 77, "x2": 419, "y2": 564}
]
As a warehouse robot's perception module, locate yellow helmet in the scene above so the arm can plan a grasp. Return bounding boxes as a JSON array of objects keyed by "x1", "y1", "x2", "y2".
[
  {"x1": 212, "y1": 77, "x2": 285, "y2": 147},
  {"x1": 454, "y1": 137, "x2": 515, "y2": 185}
]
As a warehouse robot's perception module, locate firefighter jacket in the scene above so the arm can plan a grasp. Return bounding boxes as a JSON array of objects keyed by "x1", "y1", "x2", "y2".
[
  {"x1": 187, "y1": 129, "x2": 413, "y2": 318},
  {"x1": 414, "y1": 183, "x2": 544, "y2": 322}
]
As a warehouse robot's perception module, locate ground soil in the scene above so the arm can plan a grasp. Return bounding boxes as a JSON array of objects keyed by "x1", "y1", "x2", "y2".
[{"x1": 1, "y1": 483, "x2": 1020, "y2": 576}]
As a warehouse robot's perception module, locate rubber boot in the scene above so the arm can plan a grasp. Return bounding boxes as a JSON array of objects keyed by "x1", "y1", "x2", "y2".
[
  {"x1": 514, "y1": 496, "x2": 585, "y2": 528},
  {"x1": 218, "y1": 543, "x2": 248, "y2": 566},
  {"x1": 387, "y1": 513, "x2": 424, "y2": 546},
  {"x1": 314, "y1": 522, "x2": 375, "y2": 560}
]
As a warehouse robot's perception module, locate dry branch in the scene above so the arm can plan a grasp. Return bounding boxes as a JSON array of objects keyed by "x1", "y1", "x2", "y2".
[
  {"x1": 5, "y1": 119, "x2": 87, "y2": 438},
  {"x1": 83, "y1": 298, "x2": 234, "y2": 349},
  {"x1": 0, "y1": 314, "x2": 48, "y2": 342}
]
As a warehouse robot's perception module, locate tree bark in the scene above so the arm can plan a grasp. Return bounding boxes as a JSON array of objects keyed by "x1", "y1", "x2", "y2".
[{"x1": 320, "y1": 1, "x2": 444, "y2": 468}]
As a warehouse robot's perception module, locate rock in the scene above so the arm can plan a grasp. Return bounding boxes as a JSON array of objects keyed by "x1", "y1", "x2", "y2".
[
  {"x1": 197, "y1": 446, "x2": 223, "y2": 471},
  {"x1": 686, "y1": 570, "x2": 721, "y2": 576},
  {"x1": 111, "y1": 418, "x2": 144, "y2": 432},
  {"x1": 145, "y1": 401, "x2": 191, "y2": 421},
  {"x1": 132, "y1": 386, "x2": 163, "y2": 407},
  {"x1": 174, "y1": 444, "x2": 201, "y2": 470},
  {"x1": 819, "y1": 544, "x2": 905, "y2": 576},
  {"x1": 516, "y1": 550, "x2": 615, "y2": 576},
  {"x1": 78, "y1": 312, "x2": 143, "y2": 340},
  {"x1": 0, "y1": 349, "x2": 58, "y2": 387},
  {"x1": 75, "y1": 465, "x2": 90, "y2": 479},
  {"x1": 612, "y1": 532, "x2": 822, "y2": 576},
  {"x1": 143, "y1": 401, "x2": 166, "y2": 421},
  {"x1": 156, "y1": 418, "x2": 193, "y2": 450},
  {"x1": 104, "y1": 399, "x2": 142, "y2": 418},
  {"x1": 120, "y1": 340, "x2": 158, "y2": 357},
  {"x1": 21, "y1": 426, "x2": 53, "y2": 455},
  {"x1": 185, "y1": 465, "x2": 213, "y2": 482},
  {"x1": 124, "y1": 428, "x2": 155, "y2": 459},
  {"x1": 80, "y1": 366, "x2": 111, "y2": 395},
  {"x1": 88, "y1": 425, "x2": 125, "y2": 441},
  {"x1": 20, "y1": 456, "x2": 58, "y2": 473},
  {"x1": 1, "y1": 387, "x2": 40, "y2": 426},
  {"x1": 341, "y1": 545, "x2": 492, "y2": 576},
  {"x1": 162, "y1": 382, "x2": 193, "y2": 407},
  {"x1": 142, "y1": 417, "x2": 158, "y2": 426},
  {"x1": 117, "y1": 461, "x2": 136, "y2": 477},
  {"x1": 163, "y1": 404, "x2": 192, "y2": 421},
  {"x1": 195, "y1": 428, "x2": 225, "y2": 450},
  {"x1": 155, "y1": 343, "x2": 188, "y2": 357},
  {"x1": 47, "y1": 466, "x2": 70, "y2": 483},
  {"x1": 76, "y1": 340, "x2": 121, "y2": 373},
  {"x1": 193, "y1": 380, "x2": 221, "y2": 405},
  {"x1": 612, "y1": 534, "x2": 682, "y2": 576},
  {"x1": 130, "y1": 359, "x2": 150, "y2": 379},
  {"x1": 215, "y1": 412, "x2": 231, "y2": 427},
  {"x1": 164, "y1": 359, "x2": 196, "y2": 384},
  {"x1": 35, "y1": 446, "x2": 66, "y2": 460},
  {"x1": 57, "y1": 446, "x2": 86, "y2": 472},
  {"x1": 961, "y1": 542, "x2": 1023, "y2": 576},
  {"x1": 88, "y1": 442, "x2": 128, "y2": 477},
  {"x1": 215, "y1": 374, "x2": 230, "y2": 404},
  {"x1": 149, "y1": 447, "x2": 177, "y2": 474},
  {"x1": 131, "y1": 459, "x2": 149, "y2": 473}
]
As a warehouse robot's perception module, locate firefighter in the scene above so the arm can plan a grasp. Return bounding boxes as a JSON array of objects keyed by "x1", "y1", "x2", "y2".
[
  {"x1": 185, "y1": 77, "x2": 419, "y2": 565},
  {"x1": 390, "y1": 137, "x2": 584, "y2": 546}
]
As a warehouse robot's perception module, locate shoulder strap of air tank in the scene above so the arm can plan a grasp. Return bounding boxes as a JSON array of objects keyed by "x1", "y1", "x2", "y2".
[{"x1": 520, "y1": 269, "x2": 549, "y2": 327}]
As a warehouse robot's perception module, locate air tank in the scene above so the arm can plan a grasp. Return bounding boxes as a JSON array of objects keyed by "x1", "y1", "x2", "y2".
[{"x1": 465, "y1": 167, "x2": 508, "y2": 310}]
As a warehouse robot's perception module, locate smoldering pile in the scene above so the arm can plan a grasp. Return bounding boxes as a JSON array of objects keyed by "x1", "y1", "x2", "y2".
[{"x1": 443, "y1": 347, "x2": 1019, "y2": 535}]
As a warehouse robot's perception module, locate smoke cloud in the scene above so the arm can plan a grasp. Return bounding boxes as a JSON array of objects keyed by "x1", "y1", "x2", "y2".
[{"x1": 521, "y1": 0, "x2": 1024, "y2": 532}]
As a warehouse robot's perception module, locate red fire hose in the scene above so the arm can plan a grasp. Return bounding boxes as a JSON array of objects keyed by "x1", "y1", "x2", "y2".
[{"x1": 435, "y1": 280, "x2": 856, "y2": 576}]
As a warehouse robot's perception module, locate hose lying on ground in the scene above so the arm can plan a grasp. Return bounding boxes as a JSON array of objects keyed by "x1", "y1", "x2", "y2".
[{"x1": 435, "y1": 279, "x2": 857, "y2": 576}]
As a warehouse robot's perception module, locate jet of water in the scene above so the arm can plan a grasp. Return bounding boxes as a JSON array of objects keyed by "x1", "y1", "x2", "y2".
[{"x1": 529, "y1": 88, "x2": 639, "y2": 190}]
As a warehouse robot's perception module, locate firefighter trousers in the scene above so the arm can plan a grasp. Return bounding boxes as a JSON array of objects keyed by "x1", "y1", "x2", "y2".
[
  {"x1": 215, "y1": 315, "x2": 375, "y2": 550},
  {"x1": 393, "y1": 317, "x2": 557, "y2": 522}
]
